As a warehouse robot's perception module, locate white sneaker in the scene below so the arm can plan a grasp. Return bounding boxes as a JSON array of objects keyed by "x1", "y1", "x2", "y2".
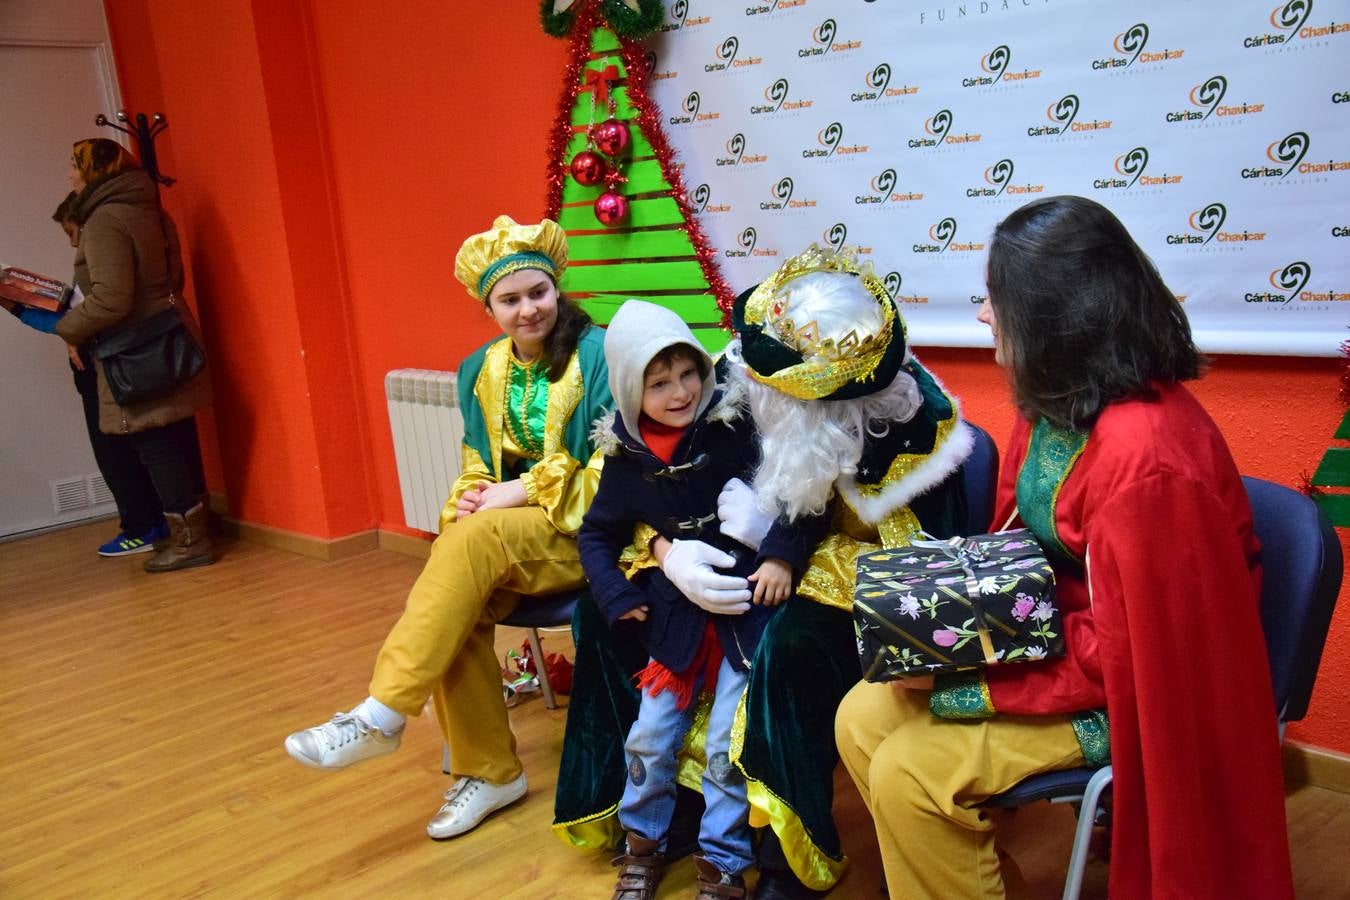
[
  {"x1": 425, "y1": 772, "x2": 528, "y2": 839},
  {"x1": 284, "y1": 711, "x2": 403, "y2": 770}
]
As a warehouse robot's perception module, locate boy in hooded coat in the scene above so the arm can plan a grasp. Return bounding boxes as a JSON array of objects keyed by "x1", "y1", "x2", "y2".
[{"x1": 579, "y1": 300, "x2": 827, "y2": 899}]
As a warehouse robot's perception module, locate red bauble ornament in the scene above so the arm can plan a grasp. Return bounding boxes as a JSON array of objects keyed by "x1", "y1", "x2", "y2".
[
  {"x1": 593, "y1": 190, "x2": 630, "y2": 226},
  {"x1": 569, "y1": 150, "x2": 607, "y2": 186},
  {"x1": 592, "y1": 118, "x2": 632, "y2": 157}
]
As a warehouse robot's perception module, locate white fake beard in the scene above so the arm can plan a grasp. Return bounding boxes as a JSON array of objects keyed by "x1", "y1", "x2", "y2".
[{"x1": 728, "y1": 351, "x2": 924, "y2": 522}]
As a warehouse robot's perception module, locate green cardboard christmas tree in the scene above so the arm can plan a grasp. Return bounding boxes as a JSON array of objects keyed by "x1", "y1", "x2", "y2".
[
  {"x1": 542, "y1": 0, "x2": 732, "y2": 351},
  {"x1": 1308, "y1": 339, "x2": 1350, "y2": 528}
]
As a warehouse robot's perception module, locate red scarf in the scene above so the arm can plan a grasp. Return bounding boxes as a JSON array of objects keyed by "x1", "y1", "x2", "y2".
[{"x1": 636, "y1": 621, "x2": 722, "y2": 711}]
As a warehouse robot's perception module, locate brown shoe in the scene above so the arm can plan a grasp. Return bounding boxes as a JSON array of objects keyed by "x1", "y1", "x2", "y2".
[
  {"x1": 693, "y1": 854, "x2": 748, "y2": 899},
  {"x1": 144, "y1": 502, "x2": 213, "y2": 573},
  {"x1": 154, "y1": 494, "x2": 211, "y2": 551},
  {"x1": 612, "y1": 832, "x2": 666, "y2": 900}
]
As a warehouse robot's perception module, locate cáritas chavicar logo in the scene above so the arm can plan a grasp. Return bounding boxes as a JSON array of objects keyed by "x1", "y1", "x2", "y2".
[
  {"x1": 1242, "y1": 130, "x2": 1349, "y2": 179},
  {"x1": 851, "y1": 63, "x2": 919, "y2": 102},
  {"x1": 821, "y1": 222, "x2": 870, "y2": 254},
  {"x1": 1166, "y1": 75, "x2": 1264, "y2": 123},
  {"x1": 660, "y1": 0, "x2": 709, "y2": 32},
  {"x1": 1166, "y1": 202, "x2": 1267, "y2": 246},
  {"x1": 1245, "y1": 261, "x2": 1311, "y2": 303},
  {"x1": 706, "y1": 35, "x2": 762, "y2": 72},
  {"x1": 1092, "y1": 22, "x2": 1184, "y2": 70},
  {"x1": 803, "y1": 121, "x2": 868, "y2": 158},
  {"x1": 913, "y1": 218, "x2": 984, "y2": 253},
  {"x1": 690, "y1": 183, "x2": 730, "y2": 215},
  {"x1": 963, "y1": 44, "x2": 1041, "y2": 88},
  {"x1": 909, "y1": 109, "x2": 981, "y2": 148},
  {"x1": 799, "y1": 18, "x2": 862, "y2": 57},
  {"x1": 669, "y1": 91, "x2": 702, "y2": 124},
  {"x1": 1026, "y1": 94, "x2": 1112, "y2": 137},
  {"x1": 854, "y1": 167, "x2": 923, "y2": 205},
  {"x1": 760, "y1": 175, "x2": 817, "y2": 211},
  {"x1": 1242, "y1": 0, "x2": 1346, "y2": 47},
  {"x1": 1242, "y1": 131, "x2": 1310, "y2": 179},
  {"x1": 724, "y1": 226, "x2": 779, "y2": 258},
  {"x1": 967, "y1": 158, "x2": 1044, "y2": 198},
  {"x1": 751, "y1": 77, "x2": 812, "y2": 115},
  {"x1": 1094, "y1": 147, "x2": 1181, "y2": 189},
  {"x1": 715, "y1": 132, "x2": 767, "y2": 167}
]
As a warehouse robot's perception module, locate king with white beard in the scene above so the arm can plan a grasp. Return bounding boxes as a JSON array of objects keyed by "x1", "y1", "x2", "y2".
[{"x1": 718, "y1": 244, "x2": 975, "y2": 898}]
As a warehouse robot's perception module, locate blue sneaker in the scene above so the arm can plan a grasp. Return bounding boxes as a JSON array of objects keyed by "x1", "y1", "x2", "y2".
[{"x1": 98, "y1": 525, "x2": 165, "y2": 557}]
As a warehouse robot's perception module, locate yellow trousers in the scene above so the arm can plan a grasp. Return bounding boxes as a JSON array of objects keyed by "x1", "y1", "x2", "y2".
[
  {"x1": 835, "y1": 681, "x2": 1085, "y2": 900},
  {"x1": 369, "y1": 506, "x2": 585, "y2": 784}
]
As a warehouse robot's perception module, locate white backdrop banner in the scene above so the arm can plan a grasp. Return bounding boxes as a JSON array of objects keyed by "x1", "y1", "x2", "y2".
[{"x1": 643, "y1": 0, "x2": 1350, "y2": 356}]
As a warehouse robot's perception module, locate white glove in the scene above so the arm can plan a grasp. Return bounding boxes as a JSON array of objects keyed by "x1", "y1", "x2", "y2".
[
  {"x1": 717, "y1": 477, "x2": 775, "y2": 551},
  {"x1": 661, "y1": 539, "x2": 752, "y2": 615}
]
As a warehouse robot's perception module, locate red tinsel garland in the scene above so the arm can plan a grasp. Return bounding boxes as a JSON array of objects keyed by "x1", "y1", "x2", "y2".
[
  {"x1": 1340, "y1": 338, "x2": 1350, "y2": 407},
  {"x1": 544, "y1": 3, "x2": 597, "y2": 221},
  {"x1": 543, "y1": 7, "x2": 735, "y2": 328}
]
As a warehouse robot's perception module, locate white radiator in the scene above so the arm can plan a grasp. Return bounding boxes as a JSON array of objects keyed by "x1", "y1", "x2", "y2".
[{"x1": 385, "y1": 369, "x2": 463, "y2": 533}]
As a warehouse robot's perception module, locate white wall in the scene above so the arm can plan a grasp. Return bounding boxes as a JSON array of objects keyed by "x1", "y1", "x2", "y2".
[{"x1": 0, "y1": 0, "x2": 125, "y2": 537}]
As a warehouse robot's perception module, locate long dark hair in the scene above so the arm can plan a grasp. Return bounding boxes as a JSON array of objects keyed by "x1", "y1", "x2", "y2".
[
  {"x1": 987, "y1": 195, "x2": 1204, "y2": 430},
  {"x1": 527, "y1": 284, "x2": 591, "y2": 383}
]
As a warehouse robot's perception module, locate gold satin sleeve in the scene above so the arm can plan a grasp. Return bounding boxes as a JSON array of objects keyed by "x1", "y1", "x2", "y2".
[
  {"x1": 440, "y1": 443, "x2": 498, "y2": 533},
  {"x1": 796, "y1": 502, "x2": 880, "y2": 611},
  {"x1": 520, "y1": 447, "x2": 605, "y2": 536},
  {"x1": 620, "y1": 522, "x2": 661, "y2": 579}
]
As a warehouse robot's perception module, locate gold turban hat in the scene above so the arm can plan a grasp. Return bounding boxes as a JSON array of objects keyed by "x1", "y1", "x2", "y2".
[{"x1": 453, "y1": 215, "x2": 569, "y2": 301}]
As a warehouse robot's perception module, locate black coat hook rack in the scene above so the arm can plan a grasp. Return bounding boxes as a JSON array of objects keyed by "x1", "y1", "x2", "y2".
[{"x1": 96, "y1": 110, "x2": 176, "y2": 193}]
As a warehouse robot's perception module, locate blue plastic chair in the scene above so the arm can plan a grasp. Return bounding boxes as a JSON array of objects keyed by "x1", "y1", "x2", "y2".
[
  {"x1": 499, "y1": 592, "x2": 583, "y2": 710},
  {"x1": 959, "y1": 423, "x2": 999, "y2": 536},
  {"x1": 985, "y1": 476, "x2": 1344, "y2": 900}
]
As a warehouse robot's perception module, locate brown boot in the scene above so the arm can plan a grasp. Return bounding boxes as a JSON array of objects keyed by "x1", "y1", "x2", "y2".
[
  {"x1": 693, "y1": 855, "x2": 748, "y2": 899},
  {"x1": 144, "y1": 502, "x2": 213, "y2": 573},
  {"x1": 153, "y1": 494, "x2": 210, "y2": 551},
  {"x1": 612, "y1": 832, "x2": 666, "y2": 900}
]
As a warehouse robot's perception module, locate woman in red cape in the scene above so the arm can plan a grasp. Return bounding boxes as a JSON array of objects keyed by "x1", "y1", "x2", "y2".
[{"x1": 835, "y1": 195, "x2": 1293, "y2": 899}]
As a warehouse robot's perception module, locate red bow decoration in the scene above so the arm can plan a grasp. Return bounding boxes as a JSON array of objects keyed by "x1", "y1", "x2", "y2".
[{"x1": 583, "y1": 65, "x2": 621, "y2": 105}]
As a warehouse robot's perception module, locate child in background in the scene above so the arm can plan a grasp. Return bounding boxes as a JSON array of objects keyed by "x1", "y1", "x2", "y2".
[{"x1": 579, "y1": 300, "x2": 826, "y2": 900}]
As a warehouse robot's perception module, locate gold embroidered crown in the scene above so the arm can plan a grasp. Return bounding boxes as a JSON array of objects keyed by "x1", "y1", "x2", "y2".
[{"x1": 739, "y1": 244, "x2": 901, "y2": 401}]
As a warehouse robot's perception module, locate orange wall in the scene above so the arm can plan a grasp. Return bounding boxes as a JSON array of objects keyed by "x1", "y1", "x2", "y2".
[
  {"x1": 106, "y1": 0, "x2": 379, "y2": 538},
  {"x1": 303, "y1": 0, "x2": 568, "y2": 538},
  {"x1": 104, "y1": 1, "x2": 1348, "y2": 752}
]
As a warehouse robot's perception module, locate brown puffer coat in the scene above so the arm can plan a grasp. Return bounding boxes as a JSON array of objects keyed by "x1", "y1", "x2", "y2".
[{"x1": 55, "y1": 169, "x2": 211, "y2": 434}]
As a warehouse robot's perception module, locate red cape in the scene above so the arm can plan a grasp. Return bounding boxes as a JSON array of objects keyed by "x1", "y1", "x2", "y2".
[{"x1": 987, "y1": 385, "x2": 1293, "y2": 899}]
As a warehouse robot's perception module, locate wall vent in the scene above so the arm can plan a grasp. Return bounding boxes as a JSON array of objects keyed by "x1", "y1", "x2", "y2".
[
  {"x1": 51, "y1": 477, "x2": 91, "y2": 514},
  {"x1": 88, "y1": 474, "x2": 114, "y2": 506}
]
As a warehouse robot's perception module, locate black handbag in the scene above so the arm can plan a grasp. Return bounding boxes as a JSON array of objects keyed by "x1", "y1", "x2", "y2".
[{"x1": 93, "y1": 299, "x2": 205, "y2": 406}]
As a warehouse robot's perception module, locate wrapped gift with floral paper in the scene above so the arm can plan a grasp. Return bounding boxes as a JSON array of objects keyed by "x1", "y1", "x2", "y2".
[{"x1": 853, "y1": 529, "x2": 1064, "y2": 681}]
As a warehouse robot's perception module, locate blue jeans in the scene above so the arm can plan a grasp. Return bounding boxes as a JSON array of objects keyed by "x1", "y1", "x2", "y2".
[{"x1": 619, "y1": 656, "x2": 752, "y2": 875}]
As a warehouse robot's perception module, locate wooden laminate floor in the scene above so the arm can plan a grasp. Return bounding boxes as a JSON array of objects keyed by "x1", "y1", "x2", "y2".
[{"x1": 2, "y1": 521, "x2": 1347, "y2": 898}]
